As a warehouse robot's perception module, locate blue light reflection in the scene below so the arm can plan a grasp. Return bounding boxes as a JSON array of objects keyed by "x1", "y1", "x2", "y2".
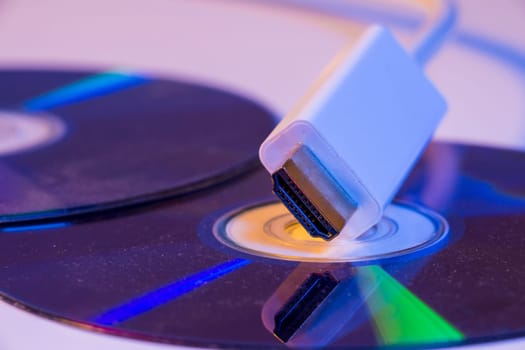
[
  {"x1": 93, "y1": 258, "x2": 251, "y2": 325},
  {"x1": 23, "y1": 71, "x2": 149, "y2": 111},
  {"x1": 2, "y1": 222, "x2": 70, "y2": 233}
]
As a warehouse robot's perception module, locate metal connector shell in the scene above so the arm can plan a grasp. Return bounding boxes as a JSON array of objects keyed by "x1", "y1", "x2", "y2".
[{"x1": 272, "y1": 145, "x2": 356, "y2": 240}]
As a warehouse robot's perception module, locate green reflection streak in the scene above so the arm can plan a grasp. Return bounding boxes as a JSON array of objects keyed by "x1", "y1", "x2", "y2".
[{"x1": 356, "y1": 265, "x2": 464, "y2": 345}]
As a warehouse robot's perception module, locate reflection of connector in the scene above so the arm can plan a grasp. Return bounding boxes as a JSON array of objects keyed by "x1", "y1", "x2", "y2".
[
  {"x1": 272, "y1": 145, "x2": 356, "y2": 240},
  {"x1": 273, "y1": 272, "x2": 338, "y2": 342},
  {"x1": 260, "y1": 26, "x2": 446, "y2": 240},
  {"x1": 262, "y1": 264, "x2": 368, "y2": 347}
]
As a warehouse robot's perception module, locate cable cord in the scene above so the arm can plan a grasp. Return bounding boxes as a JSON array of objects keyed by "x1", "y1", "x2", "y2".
[
  {"x1": 251, "y1": 0, "x2": 458, "y2": 66},
  {"x1": 411, "y1": 0, "x2": 458, "y2": 66}
]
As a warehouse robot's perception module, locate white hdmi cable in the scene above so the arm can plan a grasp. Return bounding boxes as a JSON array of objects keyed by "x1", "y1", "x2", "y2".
[{"x1": 259, "y1": 0, "x2": 456, "y2": 241}]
